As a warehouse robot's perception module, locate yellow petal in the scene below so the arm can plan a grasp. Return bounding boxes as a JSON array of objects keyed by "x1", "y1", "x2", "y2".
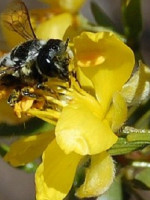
[
  {"x1": 39, "y1": 0, "x2": 86, "y2": 13},
  {"x1": 35, "y1": 139, "x2": 81, "y2": 200},
  {"x1": 74, "y1": 32, "x2": 106, "y2": 67},
  {"x1": 76, "y1": 67, "x2": 94, "y2": 95},
  {"x1": 106, "y1": 92, "x2": 127, "y2": 132},
  {"x1": 56, "y1": 91, "x2": 118, "y2": 155},
  {"x1": 74, "y1": 32, "x2": 135, "y2": 112},
  {"x1": 4, "y1": 131, "x2": 54, "y2": 166},
  {"x1": 63, "y1": 15, "x2": 83, "y2": 41},
  {"x1": 35, "y1": 13, "x2": 73, "y2": 40},
  {"x1": 76, "y1": 152, "x2": 115, "y2": 198}
]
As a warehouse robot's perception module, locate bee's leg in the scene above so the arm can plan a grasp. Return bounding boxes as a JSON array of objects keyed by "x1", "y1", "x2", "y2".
[
  {"x1": 7, "y1": 89, "x2": 21, "y2": 106},
  {"x1": 21, "y1": 87, "x2": 38, "y2": 99},
  {"x1": 36, "y1": 83, "x2": 61, "y2": 101},
  {"x1": 36, "y1": 83, "x2": 54, "y2": 93}
]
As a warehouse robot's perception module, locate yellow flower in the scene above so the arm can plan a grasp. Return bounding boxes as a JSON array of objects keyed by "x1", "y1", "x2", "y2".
[
  {"x1": 35, "y1": 12, "x2": 74, "y2": 40},
  {"x1": 32, "y1": 4, "x2": 84, "y2": 41},
  {"x1": 4, "y1": 31, "x2": 135, "y2": 199},
  {"x1": 39, "y1": 0, "x2": 86, "y2": 14}
]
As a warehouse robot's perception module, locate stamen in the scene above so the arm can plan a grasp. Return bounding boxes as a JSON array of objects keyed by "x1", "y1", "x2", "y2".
[
  {"x1": 45, "y1": 95, "x2": 65, "y2": 107},
  {"x1": 46, "y1": 109, "x2": 61, "y2": 118},
  {"x1": 47, "y1": 80, "x2": 69, "y2": 88},
  {"x1": 27, "y1": 108, "x2": 61, "y2": 125},
  {"x1": 36, "y1": 117, "x2": 57, "y2": 126},
  {"x1": 24, "y1": 73, "x2": 83, "y2": 123}
]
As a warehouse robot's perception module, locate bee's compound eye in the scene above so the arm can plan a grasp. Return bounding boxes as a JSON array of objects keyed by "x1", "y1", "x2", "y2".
[
  {"x1": 37, "y1": 54, "x2": 57, "y2": 77},
  {"x1": 36, "y1": 39, "x2": 69, "y2": 81}
]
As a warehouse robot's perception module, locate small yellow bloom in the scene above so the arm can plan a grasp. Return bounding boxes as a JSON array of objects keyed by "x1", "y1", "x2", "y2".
[
  {"x1": 32, "y1": 10, "x2": 83, "y2": 41},
  {"x1": 35, "y1": 13, "x2": 73, "y2": 40},
  {"x1": 39, "y1": 0, "x2": 86, "y2": 14}
]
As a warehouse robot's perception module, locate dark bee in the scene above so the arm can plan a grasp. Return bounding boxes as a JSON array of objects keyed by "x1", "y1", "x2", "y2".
[{"x1": 0, "y1": 0, "x2": 72, "y2": 106}]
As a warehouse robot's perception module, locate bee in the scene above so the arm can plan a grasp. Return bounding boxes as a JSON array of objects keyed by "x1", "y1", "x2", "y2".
[{"x1": 0, "y1": 0, "x2": 72, "y2": 106}]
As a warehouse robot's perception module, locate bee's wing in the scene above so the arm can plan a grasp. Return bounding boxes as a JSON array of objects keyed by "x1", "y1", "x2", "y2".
[{"x1": 1, "y1": 0, "x2": 36, "y2": 43}]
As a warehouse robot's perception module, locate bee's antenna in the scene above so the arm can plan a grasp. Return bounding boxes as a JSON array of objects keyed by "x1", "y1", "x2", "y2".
[{"x1": 65, "y1": 38, "x2": 70, "y2": 49}]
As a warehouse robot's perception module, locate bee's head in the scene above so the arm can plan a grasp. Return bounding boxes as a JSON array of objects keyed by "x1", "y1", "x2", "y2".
[{"x1": 36, "y1": 39, "x2": 71, "y2": 81}]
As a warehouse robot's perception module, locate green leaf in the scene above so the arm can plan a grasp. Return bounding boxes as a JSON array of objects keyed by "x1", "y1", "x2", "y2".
[
  {"x1": 127, "y1": 133, "x2": 150, "y2": 142},
  {"x1": 0, "y1": 117, "x2": 54, "y2": 136},
  {"x1": 90, "y1": 2, "x2": 116, "y2": 31},
  {"x1": 0, "y1": 143, "x2": 9, "y2": 156},
  {"x1": 97, "y1": 176, "x2": 123, "y2": 200},
  {"x1": 109, "y1": 137, "x2": 147, "y2": 156},
  {"x1": 121, "y1": 0, "x2": 142, "y2": 48},
  {"x1": 135, "y1": 168, "x2": 150, "y2": 189}
]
